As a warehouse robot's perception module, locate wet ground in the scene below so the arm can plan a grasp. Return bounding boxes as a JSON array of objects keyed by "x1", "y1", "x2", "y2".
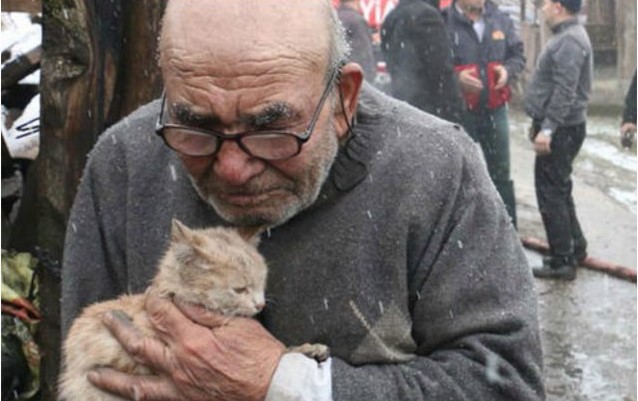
[{"x1": 508, "y1": 106, "x2": 637, "y2": 401}]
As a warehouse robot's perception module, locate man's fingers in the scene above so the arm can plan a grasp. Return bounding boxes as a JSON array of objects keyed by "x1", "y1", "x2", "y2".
[
  {"x1": 144, "y1": 294, "x2": 223, "y2": 343},
  {"x1": 494, "y1": 66, "x2": 508, "y2": 89},
  {"x1": 101, "y1": 310, "x2": 172, "y2": 372},
  {"x1": 173, "y1": 298, "x2": 228, "y2": 328},
  {"x1": 534, "y1": 142, "x2": 551, "y2": 155},
  {"x1": 88, "y1": 367, "x2": 179, "y2": 401},
  {"x1": 464, "y1": 76, "x2": 481, "y2": 86},
  {"x1": 143, "y1": 295, "x2": 197, "y2": 339}
]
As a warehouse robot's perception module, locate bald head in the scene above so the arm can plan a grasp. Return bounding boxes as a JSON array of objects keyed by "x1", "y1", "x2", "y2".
[
  {"x1": 154, "y1": 0, "x2": 364, "y2": 228},
  {"x1": 160, "y1": 0, "x2": 348, "y2": 81}
]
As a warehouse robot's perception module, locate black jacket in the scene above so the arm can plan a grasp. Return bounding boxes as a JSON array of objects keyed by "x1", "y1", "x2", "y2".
[
  {"x1": 381, "y1": 0, "x2": 463, "y2": 123},
  {"x1": 443, "y1": 0, "x2": 525, "y2": 109},
  {"x1": 337, "y1": 5, "x2": 377, "y2": 83}
]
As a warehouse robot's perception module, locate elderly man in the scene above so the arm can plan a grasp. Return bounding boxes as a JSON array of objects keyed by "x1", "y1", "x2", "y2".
[{"x1": 62, "y1": 0, "x2": 544, "y2": 400}]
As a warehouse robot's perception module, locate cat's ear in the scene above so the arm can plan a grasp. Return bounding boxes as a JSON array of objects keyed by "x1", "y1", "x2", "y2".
[
  {"x1": 171, "y1": 219, "x2": 192, "y2": 243},
  {"x1": 174, "y1": 243, "x2": 197, "y2": 266},
  {"x1": 236, "y1": 226, "x2": 264, "y2": 247}
]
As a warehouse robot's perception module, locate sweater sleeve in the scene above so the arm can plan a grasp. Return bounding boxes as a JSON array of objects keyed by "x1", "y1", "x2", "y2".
[
  {"x1": 541, "y1": 37, "x2": 588, "y2": 132},
  {"x1": 266, "y1": 354, "x2": 333, "y2": 401},
  {"x1": 61, "y1": 132, "x2": 129, "y2": 337},
  {"x1": 331, "y1": 142, "x2": 544, "y2": 401}
]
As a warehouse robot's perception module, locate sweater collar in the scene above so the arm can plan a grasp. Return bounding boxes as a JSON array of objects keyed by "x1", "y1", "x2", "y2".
[
  {"x1": 306, "y1": 83, "x2": 385, "y2": 210},
  {"x1": 551, "y1": 17, "x2": 579, "y2": 34}
]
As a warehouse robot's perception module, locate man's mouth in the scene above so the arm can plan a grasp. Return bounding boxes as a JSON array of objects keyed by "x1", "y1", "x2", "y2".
[{"x1": 217, "y1": 189, "x2": 286, "y2": 207}]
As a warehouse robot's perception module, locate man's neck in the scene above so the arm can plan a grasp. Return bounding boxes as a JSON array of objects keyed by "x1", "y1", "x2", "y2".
[
  {"x1": 455, "y1": 3, "x2": 483, "y2": 23},
  {"x1": 550, "y1": 14, "x2": 577, "y2": 30}
]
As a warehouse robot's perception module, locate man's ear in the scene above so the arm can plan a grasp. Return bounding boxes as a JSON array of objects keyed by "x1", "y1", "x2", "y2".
[{"x1": 333, "y1": 62, "x2": 364, "y2": 141}]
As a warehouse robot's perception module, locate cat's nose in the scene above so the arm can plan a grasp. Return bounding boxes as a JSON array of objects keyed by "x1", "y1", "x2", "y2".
[{"x1": 255, "y1": 302, "x2": 266, "y2": 312}]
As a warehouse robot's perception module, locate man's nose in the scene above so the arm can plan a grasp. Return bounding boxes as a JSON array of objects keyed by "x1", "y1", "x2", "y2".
[{"x1": 213, "y1": 140, "x2": 265, "y2": 185}]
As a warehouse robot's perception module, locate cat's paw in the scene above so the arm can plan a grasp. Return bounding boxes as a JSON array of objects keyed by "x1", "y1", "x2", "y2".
[{"x1": 287, "y1": 343, "x2": 330, "y2": 362}]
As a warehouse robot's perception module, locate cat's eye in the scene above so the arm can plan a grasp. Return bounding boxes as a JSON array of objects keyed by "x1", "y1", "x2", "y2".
[{"x1": 232, "y1": 287, "x2": 249, "y2": 294}]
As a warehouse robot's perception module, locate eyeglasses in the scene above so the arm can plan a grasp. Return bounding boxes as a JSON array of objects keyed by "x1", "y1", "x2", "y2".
[{"x1": 155, "y1": 66, "x2": 341, "y2": 161}]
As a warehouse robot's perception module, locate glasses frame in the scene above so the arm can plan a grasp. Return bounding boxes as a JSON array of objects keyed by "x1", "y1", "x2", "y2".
[{"x1": 155, "y1": 65, "x2": 342, "y2": 161}]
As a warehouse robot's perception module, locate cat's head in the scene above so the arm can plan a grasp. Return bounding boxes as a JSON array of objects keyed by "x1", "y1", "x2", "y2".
[{"x1": 154, "y1": 219, "x2": 268, "y2": 317}]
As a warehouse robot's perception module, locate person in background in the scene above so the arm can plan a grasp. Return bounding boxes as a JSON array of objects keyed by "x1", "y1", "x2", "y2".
[
  {"x1": 524, "y1": 0, "x2": 592, "y2": 280},
  {"x1": 381, "y1": 0, "x2": 464, "y2": 123},
  {"x1": 62, "y1": 0, "x2": 545, "y2": 399},
  {"x1": 337, "y1": 0, "x2": 377, "y2": 83},
  {"x1": 443, "y1": 0, "x2": 525, "y2": 227},
  {"x1": 620, "y1": 70, "x2": 636, "y2": 148}
]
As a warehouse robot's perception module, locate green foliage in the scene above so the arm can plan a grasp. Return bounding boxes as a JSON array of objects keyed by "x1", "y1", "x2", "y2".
[{"x1": 2, "y1": 250, "x2": 41, "y2": 400}]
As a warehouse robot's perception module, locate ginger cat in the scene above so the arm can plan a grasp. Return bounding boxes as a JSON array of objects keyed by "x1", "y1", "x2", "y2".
[{"x1": 59, "y1": 219, "x2": 328, "y2": 401}]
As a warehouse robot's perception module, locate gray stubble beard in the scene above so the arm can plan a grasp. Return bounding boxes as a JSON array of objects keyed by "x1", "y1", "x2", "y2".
[{"x1": 189, "y1": 123, "x2": 340, "y2": 228}]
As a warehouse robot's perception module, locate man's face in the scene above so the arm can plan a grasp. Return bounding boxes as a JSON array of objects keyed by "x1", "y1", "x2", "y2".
[
  {"x1": 458, "y1": 0, "x2": 485, "y2": 21},
  {"x1": 160, "y1": 0, "x2": 345, "y2": 227},
  {"x1": 541, "y1": 0, "x2": 559, "y2": 26}
]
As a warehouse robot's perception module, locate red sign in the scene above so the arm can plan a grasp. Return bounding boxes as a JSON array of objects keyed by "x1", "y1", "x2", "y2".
[
  {"x1": 333, "y1": 0, "x2": 399, "y2": 30},
  {"x1": 359, "y1": 0, "x2": 399, "y2": 30},
  {"x1": 334, "y1": 0, "x2": 450, "y2": 30}
]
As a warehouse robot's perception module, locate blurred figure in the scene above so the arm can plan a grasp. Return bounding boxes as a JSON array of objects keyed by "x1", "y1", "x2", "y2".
[
  {"x1": 337, "y1": 0, "x2": 377, "y2": 83},
  {"x1": 524, "y1": 0, "x2": 592, "y2": 280},
  {"x1": 620, "y1": 71, "x2": 636, "y2": 148},
  {"x1": 443, "y1": 0, "x2": 525, "y2": 227},
  {"x1": 380, "y1": 0, "x2": 464, "y2": 123}
]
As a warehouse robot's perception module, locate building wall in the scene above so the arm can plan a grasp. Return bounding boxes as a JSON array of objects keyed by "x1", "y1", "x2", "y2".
[{"x1": 617, "y1": 0, "x2": 637, "y2": 80}]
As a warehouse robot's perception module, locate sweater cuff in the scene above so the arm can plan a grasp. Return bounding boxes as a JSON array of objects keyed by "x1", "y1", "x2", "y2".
[
  {"x1": 541, "y1": 119, "x2": 558, "y2": 133},
  {"x1": 265, "y1": 353, "x2": 333, "y2": 401}
]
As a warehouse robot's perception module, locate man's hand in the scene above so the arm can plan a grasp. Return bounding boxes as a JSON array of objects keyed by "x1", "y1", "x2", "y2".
[
  {"x1": 621, "y1": 122, "x2": 636, "y2": 148},
  {"x1": 493, "y1": 65, "x2": 508, "y2": 90},
  {"x1": 458, "y1": 69, "x2": 484, "y2": 94},
  {"x1": 534, "y1": 133, "x2": 552, "y2": 155},
  {"x1": 88, "y1": 295, "x2": 285, "y2": 401}
]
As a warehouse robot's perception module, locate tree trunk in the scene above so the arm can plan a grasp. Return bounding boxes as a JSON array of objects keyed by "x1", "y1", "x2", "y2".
[{"x1": 15, "y1": 1, "x2": 167, "y2": 399}]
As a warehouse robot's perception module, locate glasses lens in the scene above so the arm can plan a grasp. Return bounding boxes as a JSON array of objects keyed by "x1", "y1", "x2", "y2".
[
  {"x1": 162, "y1": 128, "x2": 218, "y2": 156},
  {"x1": 242, "y1": 133, "x2": 300, "y2": 160}
]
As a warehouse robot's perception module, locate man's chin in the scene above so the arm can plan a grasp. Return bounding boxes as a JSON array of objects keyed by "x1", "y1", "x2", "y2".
[{"x1": 207, "y1": 197, "x2": 301, "y2": 227}]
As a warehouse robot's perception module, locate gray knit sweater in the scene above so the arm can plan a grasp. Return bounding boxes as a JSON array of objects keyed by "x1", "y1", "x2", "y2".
[{"x1": 63, "y1": 84, "x2": 544, "y2": 400}]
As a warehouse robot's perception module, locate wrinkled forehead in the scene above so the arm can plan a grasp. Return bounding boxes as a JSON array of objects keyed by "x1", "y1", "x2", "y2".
[{"x1": 160, "y1": 0, "x2": 331, "y2": 78}]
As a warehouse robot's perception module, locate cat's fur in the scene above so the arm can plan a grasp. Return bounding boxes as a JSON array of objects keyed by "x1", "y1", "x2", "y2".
[{"x1": 59, "y1": 219, "x2": 327, "y2": 401}]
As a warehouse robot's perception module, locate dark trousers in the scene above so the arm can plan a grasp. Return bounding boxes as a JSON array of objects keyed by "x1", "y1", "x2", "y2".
[
  {"x1": 534, "y1": 123, "x2": 587, "y2": 260},
  {"x1": 462, "y1": 106, "x2": 517, "y2": 226}
]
